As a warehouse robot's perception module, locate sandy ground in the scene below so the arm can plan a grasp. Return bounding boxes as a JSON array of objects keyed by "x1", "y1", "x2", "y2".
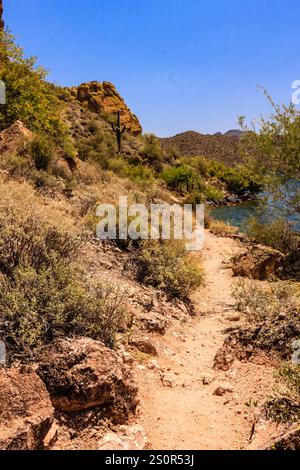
[{"x1": 136, "y1": 230, "x2": 280, "y2": 450}]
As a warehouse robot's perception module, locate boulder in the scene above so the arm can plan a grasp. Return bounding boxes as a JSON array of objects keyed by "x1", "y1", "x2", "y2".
[
  {"x1": 0, "y1": 366, "x2": 54, "y2": 450},
  {"x1": 36, "y1": 337, "x2": 138, "y2": 421},
  {"x1": 139, "y1": 312, "x2": 167, "y2": 335},
  {"x1": 232, "y1": 244, "x2": 284, "y2": 280},
  {"x1": 129, "y1": 334, "x2": 158, "y2": 356},
  {"x1": 0, "y1": 120, "x2": 34, "y2": 155},
  {"x1": 98, "y1": 425, "x2": 150, "y2": 450}
]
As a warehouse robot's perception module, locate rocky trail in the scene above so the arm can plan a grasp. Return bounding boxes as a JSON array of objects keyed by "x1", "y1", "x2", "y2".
[{"x1": 136, "y1": 230, "x2": 279, "y2": 450}]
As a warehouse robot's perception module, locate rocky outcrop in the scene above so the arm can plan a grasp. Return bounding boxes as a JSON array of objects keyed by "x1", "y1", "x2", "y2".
[
  {"x1": 67, "y1": 81, "x2": 142, "y2": 135},
  {"x1": 232, "y1": 244, "x2": 284, "y2": 280},
  {"x1": 36, "y1": 337, "x2": 138, "y2": 421},
  {"x1": 0, "y1": 120, "x2": 35, "y2": 154},
  {"x1": 0, "y1": 366, "x2": 54, "y2": 450}
]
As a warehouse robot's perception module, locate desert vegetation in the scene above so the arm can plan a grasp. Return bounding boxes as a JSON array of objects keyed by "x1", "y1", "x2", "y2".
[{"x1": 0, "y1": 21, "x2": 299, "y2": 451}]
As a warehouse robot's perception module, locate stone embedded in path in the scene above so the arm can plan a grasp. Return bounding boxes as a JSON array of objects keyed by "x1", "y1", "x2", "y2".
[
  {"x1": 226, "y1": 314, "x2": 241, "y2": 322},
  {"x1": 129, "y1": 334, "x2": 158, "y2": 356},
  {"x1": 214, "y1": 383, "x2": 234, "y2": 396},
  {"x1": 202, "y1": 374, "x2": 216, "y2": 385},
  {"x1": 98, "y1": 425, "x2": 150, "y2": 450},
  {"x1": 161, "y1": 373, "x2": 174, "y2": 388}
]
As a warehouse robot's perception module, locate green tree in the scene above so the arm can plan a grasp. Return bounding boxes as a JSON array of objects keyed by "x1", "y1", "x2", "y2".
[
  {"x1": 0, "y1": 31, "x2": 66, "y2": 139},
  {"x1": 239, "y1": 90, "x2": 300, "y2": 214}
]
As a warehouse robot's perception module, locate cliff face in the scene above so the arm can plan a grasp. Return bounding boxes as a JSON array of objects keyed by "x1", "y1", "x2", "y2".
[
  {"x1": 67, "y1": 81, "x2": 142, "y2": 136},
  {"x1": 0, "y1": 0, "x2": 4, "y2": 30}
]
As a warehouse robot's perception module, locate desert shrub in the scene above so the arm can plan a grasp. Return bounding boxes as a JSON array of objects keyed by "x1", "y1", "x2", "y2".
[
  {"x1": 106, "y1": 157, "x2": 126, "y2": 175},
  {"x1": 0, "y1": 261, "x2": 127, "y2": 354},
  {"x1": 233, "y1": 279, "x2": 298, "y2": 323},
  {"x1": 246, "y1": 217, "x2": 297, "y2": 254},
  {"x1": 0, "y1": 151, "x2": 33, "y2": 177},
  {"x1": 188, "y1": 156, "x2": 210, "y2": 177},
  {"x1": 204, "y1": 185, "x2": 224, "y2": 203},
  {"x1": 141, "y1": 133, "x2": 165, "y2": 172},
  {"x1": 161, "y1": 164, "x2": 204, "y2": 194},
  {"x1": 123, "y1": 164, "x2": 154, "y2": 183},
  {"x1": 210, "y1": 219, "x2": 238, "y2": 236},
  {"x1": 32, "y1": 170, "x2": 66, "y2": 194},
  {"x1": 0, "y1": 182, "x2": 83, "y2": 276},
  {"x1": 204, "y1": 210, "x2": 212, "y2": 229},
  {"x1": 264, "y1": 364, "x2": 300, "y2": 424},
  {"x1": 184, "y1": 191, "x2": 205, "y2": 207},
  {"x1": 280, "y1": 365, "x2": 300, "y2": 403},
  {"x1": 88, "y1": 119, "x2": 102, "y2": 134},
  {"x1": 29, "y1": 135, "x2": 55, "y2": 171},
  {"x1": 134, "y1": 240, "x2": 204, "y2": 299},
  {"x1": 76, "y1": 129, "x2": 116, "y2": 166}
]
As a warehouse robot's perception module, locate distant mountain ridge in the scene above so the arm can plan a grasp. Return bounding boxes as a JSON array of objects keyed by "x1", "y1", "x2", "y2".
[{"x1": 160, "y1": 129, "x2": 245, "y2": 166}]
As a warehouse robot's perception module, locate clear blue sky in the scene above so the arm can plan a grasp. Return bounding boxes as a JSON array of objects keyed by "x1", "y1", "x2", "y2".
[{"x1": 4, "y1": 0, "x2": 300, "y2": 136}]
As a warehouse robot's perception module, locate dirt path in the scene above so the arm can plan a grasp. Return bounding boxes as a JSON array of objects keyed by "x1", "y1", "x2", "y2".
[{"x1": 136, "y1": 230, "x2": 278, "y2": 450}]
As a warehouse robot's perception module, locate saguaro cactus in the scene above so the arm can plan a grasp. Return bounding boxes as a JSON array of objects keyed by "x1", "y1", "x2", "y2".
[{"x1": 111, "y1": 110, "x2": 126, "y2": 154}]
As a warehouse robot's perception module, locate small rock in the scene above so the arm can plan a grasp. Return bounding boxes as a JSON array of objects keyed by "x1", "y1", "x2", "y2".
[
  {"x1": 43, "y1": 422, "x2": 59, "y2": 450},
  {"x1": 129, "y1": 335, "x2": 158, "y2": 357},
  {"x1": 98, "y1": 425, "x2": 150, "y2": 450},
  {"x1": 161, "y1": 374, "x2": 174, "y2": 388},
  {"x1": 214, "y1": 383, "x2": 234, "y2": 396},
  {"x1": 226, "y1": 314, "x2": 241, "y2": 322},
  {"x1": 202, "y1": 375, "x2": 216, "y2": 385}
]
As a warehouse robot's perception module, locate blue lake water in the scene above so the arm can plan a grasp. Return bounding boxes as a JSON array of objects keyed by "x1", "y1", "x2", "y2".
[{"x1": 211, "y1": 189, "x2": 300, "y2": 233}]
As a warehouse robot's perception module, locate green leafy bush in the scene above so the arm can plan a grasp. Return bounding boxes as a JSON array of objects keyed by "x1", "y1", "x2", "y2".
[
  {"x1": 161, "y1": 164, "x2": 204, "y2": 194},
  {"x1": 0, "y1": 31, "x2": 66, "y2": 139},
  {"x1": 204, "y1": 185, "x2": 224, "y2": 203},
  {"x1": 208, "y1": 160, "x2": 261, "y2": 194},
  {"x1": 30, "y1": 135, "x2": 55, "y2": 171},
  {"x1": 123, "y1": 164, "x2": 154, "y2": 183},
  {"x1": 141, "y1": 133, "x2": 165, "y2": 172},
  {"x1": 184, "y1": 191, "x2": 205, "y2": 207}
]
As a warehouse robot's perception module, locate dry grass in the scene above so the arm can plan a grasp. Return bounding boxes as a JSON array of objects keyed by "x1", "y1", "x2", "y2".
[{"x1": 210, "y1": 219, "x2": 238, "y2": 237}]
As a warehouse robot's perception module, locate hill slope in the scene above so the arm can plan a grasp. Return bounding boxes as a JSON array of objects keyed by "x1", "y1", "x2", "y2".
[{"x1": 161, "y1": 130, "x2": 244, "y2": 166}]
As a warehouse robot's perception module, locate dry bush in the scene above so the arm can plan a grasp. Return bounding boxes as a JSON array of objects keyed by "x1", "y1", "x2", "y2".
[
  {"x1": 246, "y1": 217, "x2": 298, "y2": 254},
  {"x1": 134, "y1": 240, "x2": 204, "y2": 300},
  {"x1": 210, "y1": 219, "x2": 238, "y2": 237},
  {"x1": 233, "y1": 279, "x2": 298, "y2": 323},
  {"x1": 0, "y1": 181, "x2": 84, "y2": 275},
  {"x1": 0, "y1": 261, "x2": 128, "y2": 355}
]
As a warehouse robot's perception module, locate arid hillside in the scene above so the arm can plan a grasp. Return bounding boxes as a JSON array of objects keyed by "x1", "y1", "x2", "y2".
[{"x1": 161, "y1": 130, "x2": 244, "y2": 166}]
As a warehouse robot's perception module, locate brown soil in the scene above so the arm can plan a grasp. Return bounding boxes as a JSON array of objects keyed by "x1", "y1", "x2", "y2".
[{"x1": 136, "y1": 230, "x2": 280, "y2": 450}]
